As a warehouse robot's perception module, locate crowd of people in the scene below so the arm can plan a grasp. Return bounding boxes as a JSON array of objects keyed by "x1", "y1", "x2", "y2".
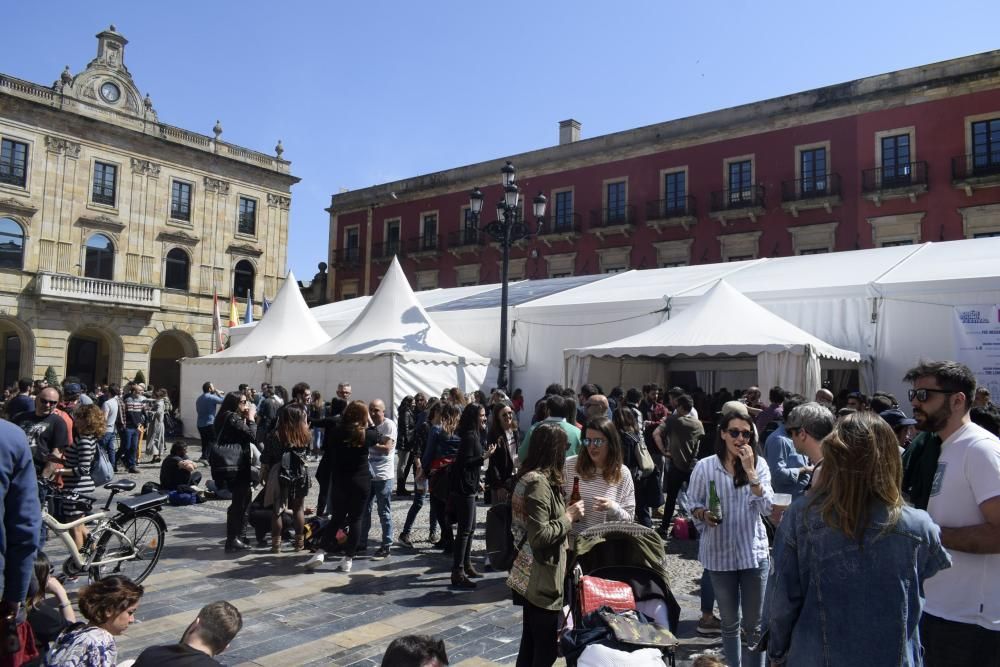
[{"x1": 0, "y1": 357, "x2": 996, "y2": 665}]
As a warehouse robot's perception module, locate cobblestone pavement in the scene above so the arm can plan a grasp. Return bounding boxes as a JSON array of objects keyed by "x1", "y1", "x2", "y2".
[{"x1": 46, "y1": 443, "x2": 723, "y2": 666}]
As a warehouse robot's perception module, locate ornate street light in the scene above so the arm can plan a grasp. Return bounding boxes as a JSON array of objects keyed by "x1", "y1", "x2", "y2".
[{"x1": 469, "y1": 161, "x2": 546, "y2": 391}]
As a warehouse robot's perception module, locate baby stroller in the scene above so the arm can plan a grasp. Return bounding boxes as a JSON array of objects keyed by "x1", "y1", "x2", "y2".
[{"x1": 560, "y1": 522, "x2": 680, "y2": 666}]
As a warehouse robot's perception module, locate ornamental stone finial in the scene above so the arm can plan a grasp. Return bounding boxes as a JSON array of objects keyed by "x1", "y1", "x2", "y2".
[
  {"x1": 275, "y1": 140, "x2": 284, "y2": 158},
  {"x1": 213, "y1": 120, "x2": 223, "y2": 138}
]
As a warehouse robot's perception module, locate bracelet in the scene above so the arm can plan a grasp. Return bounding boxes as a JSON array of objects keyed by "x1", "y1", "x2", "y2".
[
  {"x1": 749, "y1": 478, "x2": 761, "y2": 486},
  {"x1": 59, "y1": 602, "x2": 71, "y2": 609}
]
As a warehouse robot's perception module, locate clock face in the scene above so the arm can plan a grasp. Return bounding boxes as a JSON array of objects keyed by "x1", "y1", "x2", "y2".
[{"x1": 100, "y1": 81, "x2": 121, "y2": 103}]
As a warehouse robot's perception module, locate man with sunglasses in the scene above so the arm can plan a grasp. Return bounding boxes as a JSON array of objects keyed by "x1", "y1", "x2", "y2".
[
  {"x1": 902, "y1": 360, "x2": 1000, "y2": 665},
  {"x1": 15, "y1": 386, "x2": 68, "y2": 481}
]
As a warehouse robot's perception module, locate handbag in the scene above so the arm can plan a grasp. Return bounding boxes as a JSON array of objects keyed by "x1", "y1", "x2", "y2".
[
  {"x1": 209, "y1": 442, "x2": 244, "y2": 476},
  {"x1": 579, "y1": 575, "x2": 636, "y2": 616},
  {"x1": 90, "y1": 444, "x2": 113, "y2": 486},
  {"x1": 633, "y1": 436, "x2": 655, "y2": 479}
]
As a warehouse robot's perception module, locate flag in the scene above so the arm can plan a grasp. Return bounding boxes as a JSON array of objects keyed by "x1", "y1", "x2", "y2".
[
  {"x1": 262, "y1": 292, "x2": 271, "y2": 315},
  {"x1": 228, "y1": 292, "x2": 238, "y2": 328},
  {"x1": 244, "y1": 291, "x2": 254, "y2": 324},
  {"x1": 211, "y1": 291, "x2": 224, "y2": 352}
]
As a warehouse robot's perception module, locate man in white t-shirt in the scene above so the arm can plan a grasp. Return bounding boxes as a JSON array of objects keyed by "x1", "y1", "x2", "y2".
[
  {"x1": 361, "y1": 399, "x2": 397, "y2": 559},
  {"x1": 905, "y1": 360, "x2": 1000, "y2": 665}
]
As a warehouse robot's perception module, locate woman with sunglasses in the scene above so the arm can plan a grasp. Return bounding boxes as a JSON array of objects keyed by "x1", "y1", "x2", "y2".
[
  {"x1": 562, "y1": 417, "x2": 635, "y2": 537},
  {"x1": 688, "y1": 411, "x2": 773, "y2": 667},
  {"x1": 485, "y1": 404, "x2": 520, "y2": 505},
  {"x1": 212, "y1": 391, "x2": 258, "y2": 554}
]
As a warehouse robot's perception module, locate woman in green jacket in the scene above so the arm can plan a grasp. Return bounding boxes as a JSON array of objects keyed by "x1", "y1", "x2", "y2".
[{"x1": 507, "y1": 423, "x2": 585, "y2": 667}]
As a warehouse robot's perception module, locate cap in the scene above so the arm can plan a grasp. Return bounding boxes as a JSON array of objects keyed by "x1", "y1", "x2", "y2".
[
  {"x1": 880, "y1": 408, "x2": 917, "y2": 429},
  {"x1": 720, "y1": 400, "x2": 750, "y2": 419},
  {"x1": 63, "y1": 383, "x2": 82, "y2": 396}
]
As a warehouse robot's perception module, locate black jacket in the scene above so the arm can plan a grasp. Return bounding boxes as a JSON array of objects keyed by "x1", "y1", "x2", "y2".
[
  {"x1": 484, "y1": 426, "x2": 519, "y2": 491},
  {"x1": 452, "y1": 429, "x2": 485, "y2": 497}
]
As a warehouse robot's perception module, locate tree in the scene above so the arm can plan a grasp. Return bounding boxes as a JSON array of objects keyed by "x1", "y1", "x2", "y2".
[
  {"x1": 133, "y1": 370, "x2": 146, "y2": 385},
  {"x1": 43, "y1": 366, "x2": 59, "y2": 387}
]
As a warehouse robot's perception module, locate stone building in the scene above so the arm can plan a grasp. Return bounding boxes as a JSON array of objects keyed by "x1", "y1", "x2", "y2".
[
  {"x1": 0, "y1": 26, "x2": 298, "y2": 398},
  {"x1": 327, "y1": 49, "x2": 1000, "y2": 299}
]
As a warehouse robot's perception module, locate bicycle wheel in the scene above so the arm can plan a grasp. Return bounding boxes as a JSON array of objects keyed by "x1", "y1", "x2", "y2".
[{"x1": 90, "y1": 512, "x2": 165, "y2": 584}]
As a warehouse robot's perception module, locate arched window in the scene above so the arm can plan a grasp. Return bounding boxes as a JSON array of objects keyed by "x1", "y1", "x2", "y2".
[
  {"x1": 233, "y1": 259, "x2": 255, "y2": 299},
  {"x1": 164, "y1": 248, "x2": 190, "y2": 291},
  {"x1": 84, "y1": 234, "x2": 114, "y2": 280},
  {"x1": 0, "y1": 218, "x2": 24, "y2": 270}
]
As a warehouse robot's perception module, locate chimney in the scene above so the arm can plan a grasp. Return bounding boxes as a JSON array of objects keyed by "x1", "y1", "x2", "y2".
[{"x1": 559, "y1": 119, "x2": 581, "y2": 145}]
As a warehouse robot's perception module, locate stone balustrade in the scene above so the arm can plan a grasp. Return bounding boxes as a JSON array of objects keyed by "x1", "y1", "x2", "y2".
[{"x1": 37, "y1": 273, "x2": 161, "y2": 310}]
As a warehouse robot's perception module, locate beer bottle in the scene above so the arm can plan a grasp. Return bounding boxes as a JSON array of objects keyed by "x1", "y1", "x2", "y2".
[
  {"x1": 569, "y1": 476, "x2": 582, "y2": 521},
  {"x1": 708, "y1": 480, "x2": 723, "y2": 523}
]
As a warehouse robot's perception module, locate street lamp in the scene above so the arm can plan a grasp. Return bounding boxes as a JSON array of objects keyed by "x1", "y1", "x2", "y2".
[{"x1": 469, "y1": 161, "x2": 546, "y2": 392}]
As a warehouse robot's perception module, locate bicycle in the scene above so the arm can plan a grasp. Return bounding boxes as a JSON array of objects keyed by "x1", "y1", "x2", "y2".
[{"x1": 41, "y1": 478, "x2": 169, "y2": 584}]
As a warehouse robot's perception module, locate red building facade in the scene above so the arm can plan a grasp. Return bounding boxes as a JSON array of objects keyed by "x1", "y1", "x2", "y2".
[{"x1": 327, "y1": 50, "x2": 1000, "y2": 300}]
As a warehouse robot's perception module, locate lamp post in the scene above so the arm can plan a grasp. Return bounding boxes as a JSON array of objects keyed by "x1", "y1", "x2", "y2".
[{"x1": 469, "y1": 161, "x2": 546, "y2": 392}]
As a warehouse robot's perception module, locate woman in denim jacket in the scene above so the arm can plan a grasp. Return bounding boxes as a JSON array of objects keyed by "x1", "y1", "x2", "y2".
[
  {"x1": 767, "y1": 411, "x2": 951, "y2": 666},
  {"x1": 689, "y1": 411, "x2": 773, "y2": 667}
]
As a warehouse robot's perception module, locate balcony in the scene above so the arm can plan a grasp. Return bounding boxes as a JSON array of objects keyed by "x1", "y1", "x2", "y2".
[
  {"x1": 332, "y1": 246, "x2": 363, "y2": 269},
  {"x1": 710, "y1": 185, "x2": 766, "y2": 225},
  {"x1": 588, "y1": 205, "x2": 637, "y2": 240},
  {"x1": 861, "y1": 161, "x2": 928, "y2": 206},
  {"x1": 36, "y1": 273, "x2": 161, "y2": 311},
  {"x1": 952, "y1": 153, "x2": 1000, "y2": 196},
  {"x1": 645, "y1": 196, "x2": 697, "y2": 231},
  {"x1": 447, "y1": 228, "x2": 483, "y2": 256},
  {"x1": 537, "y1": 212, "x2": 582, "y2": 246},
  {"x1": 371, "y1": 241, "x2": 404, "y2": 263},
  {"x1": 780, "y1": 173, "x2": 842, "y2": 217},
  {"x1": 405, "y1": 234, "x2": 440, "y2": 261}
]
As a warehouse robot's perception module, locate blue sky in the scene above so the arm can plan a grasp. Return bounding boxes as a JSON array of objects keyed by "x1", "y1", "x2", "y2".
[{"x1": 7, "y1": 1, "x2": 1000, "y2": 281}]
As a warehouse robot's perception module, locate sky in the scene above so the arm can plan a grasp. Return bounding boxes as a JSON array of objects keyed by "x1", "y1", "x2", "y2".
[{"x1": 6, "y1": 1, "x2": 1000, "y2": 282}]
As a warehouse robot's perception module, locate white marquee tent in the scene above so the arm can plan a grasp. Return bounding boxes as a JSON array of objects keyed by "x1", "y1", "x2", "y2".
[
  {"x1": 564, "y1": 280, "x2": 861, "y2": 398},
  {"x1": 178, "y1": 271, "x2": 330, "y2": 437},
  {"x1": 271, "y1": 258, "x2": 493, "y2": 416}
]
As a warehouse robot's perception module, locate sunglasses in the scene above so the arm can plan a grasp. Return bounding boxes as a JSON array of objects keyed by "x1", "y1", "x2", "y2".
[
  {"x1": 582, "y1": 437, "x2": 606, "y2": 448},
  {"x1": 726, "y1": 429, "x2": 753, "y2": 440},
  {"x1": 39, "y1": 399, "x2": 58, "y2": 406},
  {"x1": 908, "y1": 388, "x2": 955, "y2": 402}
]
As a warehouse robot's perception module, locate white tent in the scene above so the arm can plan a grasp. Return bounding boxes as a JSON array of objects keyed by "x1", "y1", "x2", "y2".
[
  {"x1": 178, "y1": 271, "x2": 331, "y2": 437},
  {"x1": 565, "y1": 279, "x2": 861, "y2": 398},
  {"x1": 272, "y1": 257, "x2": 492, "y2": 416}
]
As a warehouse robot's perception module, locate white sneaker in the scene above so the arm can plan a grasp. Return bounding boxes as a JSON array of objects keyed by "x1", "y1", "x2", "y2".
[
  {"x1": 336, "y1": 556, "x2": 353, "y2": 573},
  {"x1": 304, "y1": 552, "x2": 325, "y2": 571}
]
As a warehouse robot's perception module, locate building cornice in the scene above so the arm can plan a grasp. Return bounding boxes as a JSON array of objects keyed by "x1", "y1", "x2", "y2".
[{"x1": 329, "y1": 48, "x2": 1000, "y2": 213}]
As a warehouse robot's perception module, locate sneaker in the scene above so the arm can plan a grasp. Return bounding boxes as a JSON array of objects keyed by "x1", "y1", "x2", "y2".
[
  {"x1": 428, "y1": 531, "x2": 440, "y2": 544},
  {"x1": 304, "y1": 552, "x2": 325, "y2": 572},
  {"x1": 336, "y1": 556, "x2": 353, "y2": 573},
  {"x1": 398, "y1": 533, "x2": 413, "y2": 548},
  {"x1": 128, "y1": 467, "x2": 140, "y2": 474},
  {"x1": 696, "y1": 615, "x2": 722, "y2": 636},
  {"x1": 373, "y1": 546, "x2": 391, "y2": 559}
]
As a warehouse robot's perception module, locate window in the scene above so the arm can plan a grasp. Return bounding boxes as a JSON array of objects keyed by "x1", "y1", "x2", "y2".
[
  {"x1": 461, "y1": 208, "x2": 479, "y2": 244},
  {"x1": 974, "y1": 231, "x2": 1000, "y2": 238},
  {"x1": 84, "y1": 234, "x2": 114, "y2": 280},
  {"x1": 421, "y1": 214, "x2": 437, "y2": 250},
  {"x1": 92, "y1": 162, "x2": 117, "y2": 206},
  {"x1": 728, "y1": 160, "x2": 753, "y2": 204},
  {"x1": 800, "y1": 147, "x2": 827, "y2": 194},
  {"x1": 881, "y1": 239, "x2": 914, "y2": 247},
  {"x1": 971, "y1": 118, "x2": 1000, "y2": 174},
  {"x1": 880, "y1": 134, "x2": 911, "y2": 186},
  {"x1": 664, "y1": 171, "x2": 686, "y2": 215},
  {"x1": 170, "y1": 181, "x2": 192, "y2": 221},
  {"x1": 164, "y1": 248, "x2": 189, "y2": 290},
  {"x1": 386, "y1": 220, "x2": 401, "y2": 255},
  {"x1": 0, "y1": 139, "x2": 28, "y2": 188},
  {"x1": 345, "y1": 227, "x2": 360, "y2": 261},
  {"x1": 799, "y1": 247, "x2": 830, "y2": 255},
  {"x1": 606, "y1": 181, "x2": 626, "y2": 222},
  {"x1": 554, "y1": 190, "x2": 574, "y2": 229},
  {"x1": 0, "y1": 218, "x2": 24, "y2": 269},
  {"x1": 728, "y1": 254, "x2": 753, "y2": 262},
  {"x1": 238, "y1": 197, "x2": 257, "y2": 235},
  {"x1": 662, "y1": 261, "x2": 687, "y2": 268},
  {"x1": 233, "y1": 259, "x2": 255, "y2": 299}
]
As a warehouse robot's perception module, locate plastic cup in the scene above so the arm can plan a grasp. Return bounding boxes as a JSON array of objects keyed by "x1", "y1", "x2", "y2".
[{"x1": 772, "y1": 493, "x2": 793, "y2": 509}]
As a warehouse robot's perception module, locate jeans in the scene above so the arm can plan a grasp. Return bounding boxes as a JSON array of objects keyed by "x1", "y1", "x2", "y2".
[
  {"x1": 516, "y1": 602, "x2": 560, "y2": 667},
  {"x1": 311, "y1": 428, "x2": 323, "y2": 455},
  {"x1": 396, "y1": 449, "x2": 414, "y2": 490},
  {"x1": 709, "y1": 558, "x2": 769, "y2": 667},
  {"x1": 451, "y1": 493, "x2": 476, "y2": 569},
  {"x1": 661, "y1": 466, "x2": 692, "y2": 530},
  {"x1": 401, "y1": 480, "x2": 439, "y2": 536},
  {"x1": 921, "y1": 613, "x2": 1000, "y2": 667},
  {"x1": 226, "y1": 480, "x2": 251, "y2": 542},
  {"x1": 99, "y1": 432, "x2": 117, "y2": 470},
  {"x1": 430, "y1": 495, "x2": 453, "y2": 546},
  {"x1": 361, "y1": 478, "x2": 393, "y2": 549},
  {"x1": 198, "y1": 425, "x2": 216, "y2": 461},
  {"x1": 122, "y1": 428, "x2": 140, "y2": 469},
  {"x1": 321, "y1": 475, "x2": 370, "y2": 556},
  {"x1": 700, "y1": 570, "x2": 716, "y2": 615}
]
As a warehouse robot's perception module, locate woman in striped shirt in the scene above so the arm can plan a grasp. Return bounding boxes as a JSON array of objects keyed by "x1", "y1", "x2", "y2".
[
  {"x1": 688, "y1": 411, "x2": 773, "y2": 667},
  {"x1": 57, "y1": 404, "x2": 103, "y2": 548},
  {"x1": 562, "y1": 417, "x2": 636, "y2": 537}
]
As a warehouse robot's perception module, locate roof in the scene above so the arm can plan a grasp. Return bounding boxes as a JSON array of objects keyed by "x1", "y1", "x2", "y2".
[{"x1": 565, "y1": 279, "x2": 860, "y2": 362}]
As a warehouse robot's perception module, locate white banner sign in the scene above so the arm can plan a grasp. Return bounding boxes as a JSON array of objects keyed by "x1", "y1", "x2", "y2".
[{"x1": 953, "y1": 304, "x2": 1000, "y2": 396}]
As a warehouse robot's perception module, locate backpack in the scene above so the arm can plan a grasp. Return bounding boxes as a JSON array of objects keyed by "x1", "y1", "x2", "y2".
[
  {"x1": 168, "y1": 490, "x2": 198, "y2": 506},
  {"x1": 279, "y1": 450, "x2": 310, "y2": 495},
  {"x1": 303, "y1": 515, "x2": 330, "y2": 552},
  {"x1": 90, "y1": 444, "x2": 113, "y2": 486},
  {"x1": 485, "y1": 501, "x2": 528, "y2": 571}
]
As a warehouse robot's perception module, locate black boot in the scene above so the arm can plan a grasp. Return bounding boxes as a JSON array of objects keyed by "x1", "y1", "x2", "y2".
[
  {"x1": 225, "y1": 537, "x2": 250, "y2": 553},
  {"x1": 464, "y1": 561, "x2": 483, "y2": 578},
  {"x1": 451, "y1": 568, "x2": 477, "y2": 589}
]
